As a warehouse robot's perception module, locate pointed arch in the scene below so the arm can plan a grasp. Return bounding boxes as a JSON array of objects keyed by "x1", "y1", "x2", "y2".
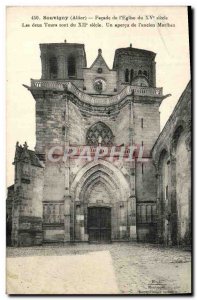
[
  {"x1": 70, "y1": 159, "x2": 130, "y2": 202},
  {"x1": 80, "y1": 170, "x2": 120, "y2": 203},
  {"x1": 171, "y1": 124, "x2": 185, "y2": 154}
]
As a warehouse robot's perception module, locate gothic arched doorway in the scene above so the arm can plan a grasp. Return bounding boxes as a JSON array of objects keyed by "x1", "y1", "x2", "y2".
[{"x1": 70, "y1": 160, "x2": 132, "y2": 242}]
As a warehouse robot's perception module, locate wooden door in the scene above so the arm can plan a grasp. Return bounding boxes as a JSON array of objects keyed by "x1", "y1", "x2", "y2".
[{"x1": 88, "y1": 207, "x2": 111, "y2": 242}]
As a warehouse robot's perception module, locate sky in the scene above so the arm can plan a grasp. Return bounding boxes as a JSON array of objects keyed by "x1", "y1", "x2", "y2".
[{"x1": 6, "y1": 6, "x2": 190, "y2": 186}]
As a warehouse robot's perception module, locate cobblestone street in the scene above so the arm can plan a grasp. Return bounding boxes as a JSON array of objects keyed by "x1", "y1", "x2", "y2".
[{"x1": 7, "y1": 243, "x2": 191, "y2": 295}]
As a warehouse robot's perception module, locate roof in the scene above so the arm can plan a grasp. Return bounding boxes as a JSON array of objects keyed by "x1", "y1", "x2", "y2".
[
  {"x1": 7, "y1": 184, "x2": 14, "y2": 191},
  {"x1": 151, "y1": 80, "x2": 191, "y2": 154},
  {"x1": 40, "y1": 42, "x2": 85, "y2": 47},
  {"x1": 15, "y1": 146, "x2": 43, "y2": 168},
  {"x1": 113, "y1": 46, "x2": 156, "y2": 68},
  {"x1": 89, "y1": 49, "x2": 111, "y2": 71},
  {"x1": 28, "y1": 149, "x2": 44, "y2": 168},
  {"x1": 39, "y1": 42, "x2": 87, "y2": 67}
]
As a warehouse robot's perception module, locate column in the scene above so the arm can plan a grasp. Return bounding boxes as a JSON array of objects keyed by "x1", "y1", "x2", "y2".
[
  {"x1": 40, "y1": 53, "x2": 47, "y2": 79},
  {"x1": 151, "y1": 61, "x2": 156, "y2": 87},
  {"x1": 185, "y1": 132, "x2": 191, "y2": 245},
  {"x1": 127, "y1": 98, "x2": 136, "y2": 241},
  {"x1": 155, "y1": 168, "x2": 163, "y2": 244},
  {"x1": 169, "y1": 155, "x2": 178, "y2": 245},
  {"x1": 64, "y1": 161, "x2": 70, "y2": 242},
  {"x1": 64, "y1": 97, "x2": 71, "y2": 241},
  {"x1": 128, "y1": 196, "x2": 137, "y2": 241},
  {"x1": 166, "y1": 157, "x2": 172, "y2": 245}
]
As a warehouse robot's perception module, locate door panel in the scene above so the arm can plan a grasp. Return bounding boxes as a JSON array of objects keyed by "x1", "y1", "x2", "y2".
[{"x1": 88, "y1": 207, "x2": 111, "y2": 242}]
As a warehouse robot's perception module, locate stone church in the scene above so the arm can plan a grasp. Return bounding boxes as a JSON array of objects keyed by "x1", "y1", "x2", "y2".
[{"x1": 6, "y1": 42, "x2": 191, "y2": 246}]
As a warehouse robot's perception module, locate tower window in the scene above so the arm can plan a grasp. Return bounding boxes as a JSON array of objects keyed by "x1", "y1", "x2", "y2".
[
  {"x1": 62, "y1": 111, "x2": 66, "y2": 120},
  {"x1": 138, "y1": 70, "x2": 142, "y2": 75},
  {"x1": 142, "y1": 163, "x2": 144, "y2": 174},
  {"x1": 141, "y1": 118, "x2": 144, "y2": 128},
  {"x1": 165, "y1": 185, "x2": 168, "y2": 200},
  {"x1": 68, "y1": 55, "x2": 76, "y2": 77},
  {"x1": 49, "y1": 56, "x2": 58, "y2": 79},
  {"x1": 97, "y1": 67, "x2": 102, "y2": 73},
  {"x1": 125, "y1": 69, "x2": 129, "y2": 83},
  {"x1": 130, "y1": 69, "x2": 134, "y2": 84},
  {"x1": 62, "y1": 126, "x2": 65, "y2": 136}
]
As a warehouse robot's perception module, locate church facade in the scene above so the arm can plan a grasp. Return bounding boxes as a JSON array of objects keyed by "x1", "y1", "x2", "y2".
[{"x1": 6, "y1": 42, "x2": 191, "y2": 246}]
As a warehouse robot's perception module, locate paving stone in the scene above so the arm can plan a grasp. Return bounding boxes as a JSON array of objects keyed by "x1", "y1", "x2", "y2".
[{"x1": 7, "y1": 243, "x2": 191, "y2": 294}]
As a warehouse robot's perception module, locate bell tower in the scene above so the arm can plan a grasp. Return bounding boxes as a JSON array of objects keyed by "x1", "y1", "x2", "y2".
[
  {"x1": 113, "y1": 44, "x2": 156, "y2": 91},
  {"x1": 40, "y1": 42, "x2": 87, "y2": 83}
]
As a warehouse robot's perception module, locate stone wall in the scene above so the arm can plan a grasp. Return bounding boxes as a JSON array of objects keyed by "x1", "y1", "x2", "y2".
[
  {"x1": 133, "y1": 102, "x2": 160, "y2": 156},
  {"x1": 6, "y1": 185, "x2": 14, "y2": 245},
  {"x1": 11, "y1": 151, "x2": 44, "y2": 246},
  {"x1": 69, "y1": 101, "x2": 86, "y2": 145},
  {"x1": 115, "y1": 103, "x2": 130, "y2": 145},
  {"x1": 176, "y1": 132, "x2": 191, "y2": 243},
  {"x1": 152, "y1": 81, "x2": 191, "y2": 245},
  {"x1": 35, "y1": 92, "x2": 66, "y2": 154}
]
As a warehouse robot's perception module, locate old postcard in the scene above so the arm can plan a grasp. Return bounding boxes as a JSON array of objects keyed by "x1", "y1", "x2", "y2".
[{"x1": 6, "y1": 6, "x2": 192, "y2": 295}]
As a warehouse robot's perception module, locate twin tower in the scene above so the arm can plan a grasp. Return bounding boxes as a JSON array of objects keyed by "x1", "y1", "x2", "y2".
[{"x1": 40, "y1": 42, "x2": 156, "y2": 93}]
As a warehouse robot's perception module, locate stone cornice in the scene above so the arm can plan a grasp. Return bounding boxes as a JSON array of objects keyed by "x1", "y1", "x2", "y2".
[
  {"x1": 23, "y1": 80, "x2": 170, "y2": 116},
  {"x1": 27, "y1": 80, "x2": 167, "y2": 106}
]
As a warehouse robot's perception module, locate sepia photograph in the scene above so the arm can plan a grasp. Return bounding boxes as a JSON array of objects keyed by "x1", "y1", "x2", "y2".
[{"x1": 6, "y1": 6, "x2": 192, "y2": 295}]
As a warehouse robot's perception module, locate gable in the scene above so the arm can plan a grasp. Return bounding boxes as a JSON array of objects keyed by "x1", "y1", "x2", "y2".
[
  {"x1": 89, "y1": 49, "x2": 110, "y2": 72},
  {"x1": 82, "y1": 49, "x2": 117, "y2": 95}
]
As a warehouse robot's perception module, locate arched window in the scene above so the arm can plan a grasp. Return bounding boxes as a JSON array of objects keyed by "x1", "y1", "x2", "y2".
[
  {"x1": 49, "y1": 56, "x2": 58, "y2": 79},
  {"x1": 125, "y1": 69, "x2": 129, "y2": 83},
  {"x1": 172, "y1": 126, "x2": 184, "y2": 149},
  {"x1": 138, "y1": 70, "x2": 142, "y2": 75},
  {"x1": 130, "y1": 69, "x2": 134, "y2": 84},
  {"x1": 86, "y1": 122, "x2": 114, "y2": 146},
  {"x1": 68, "y1": 55, "x2": 76, "y2": 77}
]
